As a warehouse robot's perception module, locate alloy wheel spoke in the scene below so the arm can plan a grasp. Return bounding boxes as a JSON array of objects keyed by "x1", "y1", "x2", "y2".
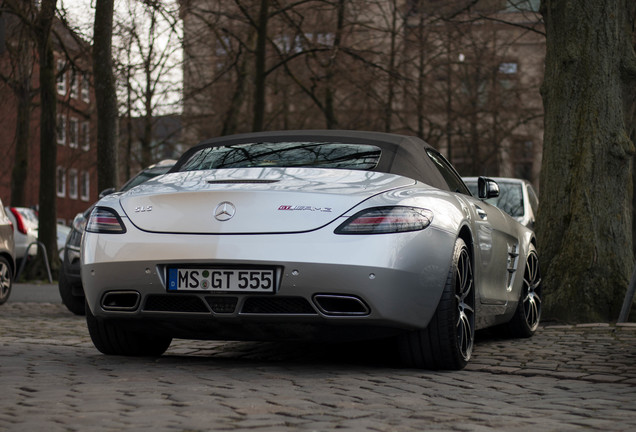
[
  {"x1": 524, "y1": 294, "x2": 539, "y2": 328},
  {"x1": 455, "y1": 246, "x2": 474, "y2": 360},
  {"x1": 457, "y1": 312, "x2": 473, "y2": 359}
]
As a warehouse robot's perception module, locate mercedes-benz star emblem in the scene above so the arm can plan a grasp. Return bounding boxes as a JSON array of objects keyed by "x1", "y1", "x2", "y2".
[{"x1": 214, "y1": 201, "x2": 236, "y2": 221}]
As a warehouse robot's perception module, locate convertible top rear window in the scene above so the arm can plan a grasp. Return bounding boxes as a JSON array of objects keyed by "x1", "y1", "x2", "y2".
[{"x1": 179, "y1": 142, "x2": 381, "y2": 171}]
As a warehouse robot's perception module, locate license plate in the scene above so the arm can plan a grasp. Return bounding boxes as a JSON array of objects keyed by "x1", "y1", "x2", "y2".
[{"x1": 167, "y1": 267, "x2": 276, "y2": 293}]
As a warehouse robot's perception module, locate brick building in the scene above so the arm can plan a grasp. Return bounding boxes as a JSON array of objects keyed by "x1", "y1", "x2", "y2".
[
  {"x1": 0, "y1": 10, "x2": 97, "y2": 225},
  {"x1": 178, "y1": 0, "x2": 544, "y2": 187}
]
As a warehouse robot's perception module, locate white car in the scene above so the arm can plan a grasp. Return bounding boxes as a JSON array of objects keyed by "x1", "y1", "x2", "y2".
[
  {"x1": 5, "y1": 206, "x2": 70, "y2": 264},
  {"x1": 463, "y1": 177, "x2": 539, "y2": 229},
  {"x1": 4, "y1": 207, "x2": 38, "y2": 263}
]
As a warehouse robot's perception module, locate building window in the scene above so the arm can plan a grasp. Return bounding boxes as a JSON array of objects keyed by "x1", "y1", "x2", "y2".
[
  {"x1": 80, "y1": 171, "x2": 90, "y2": 201},
  {"x1": 499, "y1": 62, "x2": 518, "y2": 74},
  {"x1": 81, "y1": 121, "x2": 90, "y2": 151},
  {"x1": 56, "y1": 60, "x2": 66, "y2": 95},
  {"x1": 81, "y1": 72, "x2": 90, "y2": 103},
  {"x1": 68, "y1": 169, "x2": 78, "y2": 199},
  {"x1": 56, "y1": 114, "x2": 66, "y2": 145},
  {"x1": 513, "y1": 140, "x2": 534, "y2": 180},
  {"x1": 316, "y1": 32, "x2": 335, "y2": 47},
  {"x1": 70, "y1": 68, "x2": 79, "y2": 99},
  {"x1": 69, "y1": 117, "x2": 79, "y2": 148},
  {"x1": 56, "y1": 166, "x2": 66, "y2": 197}
]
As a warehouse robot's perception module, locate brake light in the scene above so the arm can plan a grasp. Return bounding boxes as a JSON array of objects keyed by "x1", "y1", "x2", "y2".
[
  {"x1": 9, "y1": 207, "x2": 28, "y2": 234},
  {"x1": 335, "y1": 206, "x2": 434, "y2": 234},
  {"x1": 86, "y1": 207, "x2": 127, "y2": 234}
]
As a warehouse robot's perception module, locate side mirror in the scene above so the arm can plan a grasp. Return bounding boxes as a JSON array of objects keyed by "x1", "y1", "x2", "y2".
[
  {"x1": 478, "y1": 177, "x2": 499, "y2": 199},
  {"x1": 98, "y1": 187, "x2": 116, "y2": 199}
]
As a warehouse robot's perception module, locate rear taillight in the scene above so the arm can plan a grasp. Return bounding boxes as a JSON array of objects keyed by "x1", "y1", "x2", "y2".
[
  {"x1": 335, "y1": 206, "x2": 433, "y2": 234},
  {"x1": 9, "y1": 207, "x2": 28, "y2": 234},
  {"x1": 86, "y1": 207, "x2": 127, "y2": 234}
]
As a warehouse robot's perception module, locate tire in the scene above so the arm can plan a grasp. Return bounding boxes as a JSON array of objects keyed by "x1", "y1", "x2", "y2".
[
  {"x1": 507, "y1": 244, "x2": 541, "y2": 338},
  {"x1": 0, "y1": 256, "x2": 13, "y2": 305},
  {"x1": 398, "y1": 238, "x2": 475, "y2": 370},
  {"x1": 86, "y1": 303, "x2": 172, "y2": 356},
  {"x1": 58, "y1": 270, "x2": 86, "y2": 315}
]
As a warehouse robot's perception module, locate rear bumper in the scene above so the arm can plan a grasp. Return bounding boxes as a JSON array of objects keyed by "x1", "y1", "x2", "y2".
[{"x1": 82, "y1": 224, "x2": 456, "y2": 339}]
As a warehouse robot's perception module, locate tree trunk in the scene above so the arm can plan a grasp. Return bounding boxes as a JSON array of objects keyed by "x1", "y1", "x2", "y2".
[
  {"x1": 34, "y1": 0, "x2": 58, "y2": 273},
  {"x1": 323, "y1": 0, "x2": 345, "y2": 129},
  {"x1": 11, "y1": 80, "x2": 31, "y2": 207},
  {"x1": 141, "y1": 9, "x2": 156, "y2": 168},
  {"x1": 384, "y1": 0, "x2": 398, "y2": 133},
  {"x1": 93, "y1": 0, "x2": 119, "y2": 191},
  {"x1": 222, "y1": 50, "x2": 250, "y2": 136},
  {"x1": 4, "y1": 0, "x2": 35, "y2": 208},
  {"x1": 252, "y1": 0, "x2": 268, "y2": 132},
  {"x1": 538, "y1": 0, "x2": 636, "y2": 322}
]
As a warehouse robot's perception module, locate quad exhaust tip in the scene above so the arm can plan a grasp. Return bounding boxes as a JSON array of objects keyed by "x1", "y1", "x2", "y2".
[
  {"x1": 313, "y1": 294, "x2": 370, "y2": 316},
  {"x1": 101, "y1": 291, "x2": 141, "y2": 311}
]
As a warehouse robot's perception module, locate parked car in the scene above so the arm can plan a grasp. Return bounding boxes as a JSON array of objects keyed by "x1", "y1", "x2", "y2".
[
  {"x1": 5, "y1": 206, "x2": 72, "y2": 264},
  {"x1": 0, "y1": 200, "x2": 16, "y2": 305},
  {"x1": 463, "y1": 177, "x2": 539, "y2": 229},
  {"x1": 59, "y1": 160, "x2": 177, "y2": 315},
  {"x1": 4, "y1": 207, "x2": 38, "y2": 264},
  {"x1": 56, "y1": 224, "x2": 71, "y2": 261},
  {"x1": 81, "y1": 131, "x2": 541, "y2": 370}
]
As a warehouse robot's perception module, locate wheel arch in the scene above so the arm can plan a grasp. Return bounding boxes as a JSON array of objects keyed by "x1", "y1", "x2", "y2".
[
  {"x1": 0, "y1": 252, "x2": 15, "y2": 276},
  {"x1": 457, "y1": 224, "x2": 474, "y2": 264}
]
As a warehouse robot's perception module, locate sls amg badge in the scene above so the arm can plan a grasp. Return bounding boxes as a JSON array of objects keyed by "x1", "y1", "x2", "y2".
[{"x1": 278, "y1": 205, "x2": 332, "y2": 212}]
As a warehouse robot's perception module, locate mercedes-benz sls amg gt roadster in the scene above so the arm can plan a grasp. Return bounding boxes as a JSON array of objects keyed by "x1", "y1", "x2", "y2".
[{"x1": 81, "y1": 130, "x2": 541, "y2": 370}]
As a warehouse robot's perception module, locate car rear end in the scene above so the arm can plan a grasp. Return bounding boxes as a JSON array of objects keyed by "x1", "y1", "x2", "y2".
[{"x1": 82, "y1": 145, "x2": 458, "y2": 341}]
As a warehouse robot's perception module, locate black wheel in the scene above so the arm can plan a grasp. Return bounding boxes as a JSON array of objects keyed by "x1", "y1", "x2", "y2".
[
  {"x1": 398, "y1": 238, "x2": 475, "y2": 370},
  {"x1": 58, "y1": 270, "x2": 86, "y2": 315},
  {"x1": 507, "y1": 244, "x2": 541, "y2": 337},
  {"x1": 0, "y1": 256, "x2": 13, "y2": 305},
  {"x1": 86, "y1": 303, "x2": 172, "y2": 356}
]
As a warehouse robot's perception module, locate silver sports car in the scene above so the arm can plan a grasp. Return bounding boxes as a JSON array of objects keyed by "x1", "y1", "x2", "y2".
[{"x1": 81, "y1": 130, "x2": 541, "y2": 370}]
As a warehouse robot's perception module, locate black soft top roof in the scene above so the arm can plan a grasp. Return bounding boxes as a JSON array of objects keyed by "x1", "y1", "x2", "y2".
[{"x1": 173, "y1": 130, "x2": 450, "y2": 190}]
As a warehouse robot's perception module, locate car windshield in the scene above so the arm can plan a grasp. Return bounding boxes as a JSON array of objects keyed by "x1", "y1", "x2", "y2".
[
  {"x1": 179, "y1": 142, "x2": 382, "y2": 171},
  {"x1": 466, "y1": 181, "x2": 524, "y2": 217},
  {"x1": 489, "y1": 183, "x2": 524, "y2": 217}
]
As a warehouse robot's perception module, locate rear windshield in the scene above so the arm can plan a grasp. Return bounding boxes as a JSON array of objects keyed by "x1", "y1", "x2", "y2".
[
  {"x1": 179, "y1": 142, "x2": 382, "y2": 171},
  {"x1": 120, "y1": 166, "x2": 174, "y2": 192}
]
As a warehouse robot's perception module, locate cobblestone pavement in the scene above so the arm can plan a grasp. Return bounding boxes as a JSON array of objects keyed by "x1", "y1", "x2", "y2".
[{"x1": 1, "y1": 301, "x2": 635, "y2": 432}]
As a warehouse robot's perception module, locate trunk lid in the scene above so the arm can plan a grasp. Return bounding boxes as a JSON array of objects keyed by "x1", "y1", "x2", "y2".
[{"x1": 119, "y1": 167, "x2": 414, "y2": 234}]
